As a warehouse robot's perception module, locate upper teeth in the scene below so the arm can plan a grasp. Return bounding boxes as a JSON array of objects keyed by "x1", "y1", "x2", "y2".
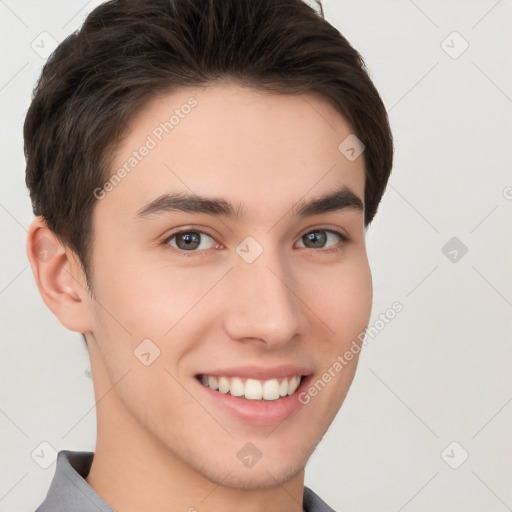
[{"x1": 200, "y1": 374, "x2": 302, "y2": 400}]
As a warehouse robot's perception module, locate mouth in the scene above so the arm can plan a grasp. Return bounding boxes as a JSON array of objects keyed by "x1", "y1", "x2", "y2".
[
  {"x1": 193, "y1": 365, "x2": 314, "y2": 425},
  {"x1": 195, "y1": 373, "x2": 306, "y2": 401}
]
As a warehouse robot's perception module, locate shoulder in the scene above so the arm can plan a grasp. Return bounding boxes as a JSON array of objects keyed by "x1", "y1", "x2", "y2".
[
  {"x1": 33, "y1": 450, "x2": 114, "y2": 512},
  {"x1": 303, "y1": 485, "x2": 338, "y2": 512}
]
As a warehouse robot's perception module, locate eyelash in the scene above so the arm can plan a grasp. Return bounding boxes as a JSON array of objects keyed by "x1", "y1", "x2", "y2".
[{"x1": 161, "y1": 227, "x2": 349, "y2": 257}]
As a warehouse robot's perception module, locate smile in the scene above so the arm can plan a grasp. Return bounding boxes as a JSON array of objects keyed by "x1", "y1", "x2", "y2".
[{"x1": 197, "y1": 374, "x2": 303, "y2": 401}]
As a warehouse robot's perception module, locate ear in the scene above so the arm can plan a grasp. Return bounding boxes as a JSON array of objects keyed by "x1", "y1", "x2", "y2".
[{"x1": 26, "y1": 216, "x2": 94, "y2": 334}]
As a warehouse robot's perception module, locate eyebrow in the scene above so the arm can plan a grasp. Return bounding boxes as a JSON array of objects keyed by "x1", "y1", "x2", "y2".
[{"x1": 134, "y1": 185, "x2": 364, "y2": 221}]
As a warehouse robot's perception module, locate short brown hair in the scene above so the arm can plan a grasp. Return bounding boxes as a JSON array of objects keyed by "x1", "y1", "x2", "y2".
[{"x1": 24, "y1": 0, "x2": 393, "y2": 289}]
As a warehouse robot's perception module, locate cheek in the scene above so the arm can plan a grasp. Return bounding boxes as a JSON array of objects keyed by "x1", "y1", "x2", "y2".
[
  {"x1": 299, "y1": 259, "x2": 372, "y2": 421},
  {"x1": 89, "y1": 253, "x2": 222, "y2": 398},
  {"x1": 88, "y1": 260, "x2": 204, "y2": 426},
  {"x1": 342, "y1": 261, "x2": 373, "y2": 335},
  {"x1": 92, "y1": 255, "x2": 206, "y2": 338},
  {"x1": 310, "y1": 256, "x2": 373, "y2": 348}
]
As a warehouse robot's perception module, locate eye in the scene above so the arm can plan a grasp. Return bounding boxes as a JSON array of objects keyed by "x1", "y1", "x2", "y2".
[
  {"x1": 162, "y1": 227, "x2": 348, "y2": 257},
  {"x1": 296, "y1": 229, "x2": 348, "y2": 252},
  {"x1": 163, "y1": 230, "x2": 220, "y2": 255}
]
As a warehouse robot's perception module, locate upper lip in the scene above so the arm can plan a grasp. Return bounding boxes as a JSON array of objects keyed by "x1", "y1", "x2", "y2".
[{"x1": 196, "y1": 364, "x2": 314, "y2": 381}]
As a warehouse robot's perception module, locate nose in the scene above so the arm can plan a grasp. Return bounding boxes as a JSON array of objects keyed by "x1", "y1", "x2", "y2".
[{"x1": 221, "y1": 244, "x2": 306, "y2": 348}]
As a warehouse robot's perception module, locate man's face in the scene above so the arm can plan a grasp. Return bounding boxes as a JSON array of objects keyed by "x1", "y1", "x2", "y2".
[{"x1": 86, "y1": 83, "x2": 372, "y2": 488}]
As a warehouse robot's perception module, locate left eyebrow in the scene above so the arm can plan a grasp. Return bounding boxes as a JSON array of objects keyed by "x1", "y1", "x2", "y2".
[
  {"x1": 292, "y1": 186, "x2": 364, "y2": 217},
  {"x1": 134, "y1": 185, "x2": 364, "y2": 221}
]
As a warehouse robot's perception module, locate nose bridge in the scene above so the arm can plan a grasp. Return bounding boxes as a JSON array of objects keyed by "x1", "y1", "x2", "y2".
[{"x1": 223, "y1": 240, "x2": 303, "y2": 345}]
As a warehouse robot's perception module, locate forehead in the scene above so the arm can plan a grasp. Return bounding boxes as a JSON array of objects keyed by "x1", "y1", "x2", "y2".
[{"x1": 96, "y1": 83, "x2": 365, "y2": 224}]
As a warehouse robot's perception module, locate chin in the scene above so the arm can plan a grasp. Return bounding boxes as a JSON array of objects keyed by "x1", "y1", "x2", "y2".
[{"x1": 203, "y1": 459, "x2": 306, "y2": 490}]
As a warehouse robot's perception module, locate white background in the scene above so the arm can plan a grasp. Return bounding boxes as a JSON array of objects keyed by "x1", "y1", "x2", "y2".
[{"x1": 1, "y1": 1, "x2": 511, "y2": 511}]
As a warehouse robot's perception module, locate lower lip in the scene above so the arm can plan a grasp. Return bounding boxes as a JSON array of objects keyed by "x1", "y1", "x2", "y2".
[{"x1": 195, "y1": 375, "x2": 314, "y2": 426}]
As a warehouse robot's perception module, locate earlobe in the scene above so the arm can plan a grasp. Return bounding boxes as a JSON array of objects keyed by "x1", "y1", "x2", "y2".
[{"x1": 26, "y1": 216, "x2": 93, "y2": 334}]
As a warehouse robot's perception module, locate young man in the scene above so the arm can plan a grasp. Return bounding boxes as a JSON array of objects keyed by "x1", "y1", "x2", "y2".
[{"x1": 24, "y1": 0, "x2": 393, "y2": 510}]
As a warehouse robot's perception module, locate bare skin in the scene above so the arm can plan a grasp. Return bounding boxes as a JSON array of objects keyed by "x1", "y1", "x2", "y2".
[{"x1": 27, "y1": 82, "x2": 372, "y2": 512}]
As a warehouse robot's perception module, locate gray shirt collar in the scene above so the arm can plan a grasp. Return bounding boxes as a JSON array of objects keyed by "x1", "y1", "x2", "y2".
[{"x1": 35, "y1": 450, "x2": 336, "y2": 512}]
